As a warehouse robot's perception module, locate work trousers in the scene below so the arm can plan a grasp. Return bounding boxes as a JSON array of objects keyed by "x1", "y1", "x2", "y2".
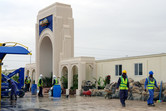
[
  {"x1": 11, "y1": 89, "x2": 17, "y2": 100},
  {"x1": 25, "y1": 84, "x2": 28, "y2": 92},
  {"x1": 38, "y1": 87, "x2": 43, "y2": 97},
  {"x1": 119, "y1": 90, "x2": 128, "y2": 106},
  {"x1": 147, "y1": 89, "x2": 154, "y2": 105},
  {"x1": 27, "y1": 84, "x2": 30, "y2": 91}
]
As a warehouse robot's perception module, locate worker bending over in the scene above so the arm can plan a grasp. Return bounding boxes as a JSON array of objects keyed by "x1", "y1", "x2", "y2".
[
  {"x1": 8, "y1": 79, "x2": 17, "y2": 100},
  {"x1": 51, "y1": 75, "x2": 58, "y2": 96}
]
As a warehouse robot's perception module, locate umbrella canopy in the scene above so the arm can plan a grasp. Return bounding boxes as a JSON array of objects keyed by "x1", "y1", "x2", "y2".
[{"x1": 0, "y1": 46, "x2": 31, "y2": 60}]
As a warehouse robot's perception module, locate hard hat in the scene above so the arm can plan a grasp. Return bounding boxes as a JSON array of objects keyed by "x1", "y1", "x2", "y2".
[
  {"x1": 122, "y1": 70, "x2": 127, "y2": 74},
  {"x1": 149, "y1": 71, "x2": 153, "y2": 75},
  {"x1": 26, "y1": 76, "x2": 28, "y2": 78},
  {"x1": 40, "y1": 74, "x2": 43, "y2": 77},
  {"x1": 7, "y1": 78, "x2": 11, "y2": 82},
  {"x1": 53, "y1": 75, "x2": 56, "y2": 78}
]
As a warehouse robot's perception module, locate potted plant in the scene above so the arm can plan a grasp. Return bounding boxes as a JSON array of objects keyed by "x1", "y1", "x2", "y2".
[
  {"x1": 43, "y1": 76, "x2": 52, "y2": 93},
  {"x1": 70, "y1": 74, "x2": 78, "y2": 95},
  {"x1": 60, "y1": 76, "x2": 68, "y2": 94}
]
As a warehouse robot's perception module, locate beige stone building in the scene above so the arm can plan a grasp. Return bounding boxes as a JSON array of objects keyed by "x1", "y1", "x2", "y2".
[
  {"x1": 26, "y1": 3, "x2": 96, "y2": 95},
  {"x1": 25, "y1": 3, "x2": 166, "y2": 95},
  {"x1": 96, "y1": 53, "x2": 166, "y2": 83}
]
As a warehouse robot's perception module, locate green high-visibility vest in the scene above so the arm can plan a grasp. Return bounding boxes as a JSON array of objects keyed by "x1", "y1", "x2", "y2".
[
  {"x1": 147, "y1": 77, "x2": 155, "y2": 89},
  {"x1": 25, "y1": 79, "x2": 28, "y2": 84},
  {"x1": 120, "y1": 76, "x2": 128, "y2": 90},
  {"x1": 27, "y1": 79, "x2": 31, "y2": 84},
  {"x1": 53, "y1": 78, "x2": 58, "y2": 85},
  {"x1": 38, "y1": 78, "x2": 43, "y2": 87}
]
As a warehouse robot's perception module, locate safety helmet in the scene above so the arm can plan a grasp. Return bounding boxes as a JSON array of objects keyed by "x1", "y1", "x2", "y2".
[
  {"x1": 53, "y1": 75, "x2": 56, "y2": 78},
  {"x1": 7, "y1": 78, "x2": 11, "y2": 82},
  {"x1": 122, "y1": 70, "x2": 127, "y2": 74},
  {"x1": 149, "y1": 71, "x2": 153, "y2": 75},
  {"x1": 26, "y1": 76, "x2": 28, "y2": 78},
  {"x1": 40, "y1": 74, "x2": 43, "y2": 77}
]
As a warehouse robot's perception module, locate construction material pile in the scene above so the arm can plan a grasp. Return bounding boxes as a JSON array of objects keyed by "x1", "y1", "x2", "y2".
[
  {"x1": 105, "y1": 78, "x2": 166, "y2": 101},
  {"x1": 84, "y1": 78, "x2": 166, "y2": 102}
]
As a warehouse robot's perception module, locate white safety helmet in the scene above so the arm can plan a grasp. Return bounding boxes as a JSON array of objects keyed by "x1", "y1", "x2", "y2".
[
  {"x1": 53, "y1": 75, "x2": 56, "y2": 78},
  {"x1": 40, "y1": 74, "x2": 43, "y2": 77}
]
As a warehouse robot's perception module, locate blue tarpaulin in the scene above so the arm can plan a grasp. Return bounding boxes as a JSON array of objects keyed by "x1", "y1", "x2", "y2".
[{"x1": 0, "y1": 46, "x2": 30, "y2": 60}]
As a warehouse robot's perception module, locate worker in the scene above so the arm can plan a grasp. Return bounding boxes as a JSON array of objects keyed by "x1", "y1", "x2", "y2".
[
  {"x1": 116, "y1": 70, "x2": 129, "y2": 107},
  {"x1": 8, "y1": 79, "x2": 17, "y2": 100},
  {"x1": 51, "y1": 75, "x2": 58, "y2": 96},
  {"x1": 24, "y1": 76, "x2": 28, "y2": 92},
  {"x1": 52, "y1": 75, "x2": 58, "y2": 86},
  {"x1": 144, "y1": 71, "x2": 159, "y2": 106},
  {"x1": 38, "y1": 74, "x2": 43, "y2": 97},
  {"x1": 27, "y1": 77, "x2": 31, "y2": 91}
]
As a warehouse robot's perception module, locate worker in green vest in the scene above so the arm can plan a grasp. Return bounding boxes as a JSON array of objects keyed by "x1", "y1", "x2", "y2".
[
  {"x1": 144, "y1": 71, "x2": 159, "y2": 106},
  {"x1": 27, "y1": 77, "x2": 31, "y2": 91},
  {"x1": 38, "y1": 74, "x2": 43, "y2": 97},
  {"x1": 117, "y1": 70, "x2": 130, "y2": 107},
  {"x1": 51, "y1": 75, "x2": 58, "y2": 96},
  {"x1": 52, "y1": 75, "x2": 58, "y2": 86},
  {"x1": 24, "y1": 76, "x2": 28, "y2": 92}
]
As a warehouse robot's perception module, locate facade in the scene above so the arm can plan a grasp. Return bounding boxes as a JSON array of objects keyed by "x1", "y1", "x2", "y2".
[
  {"x1": 25, "y1": 2, "x2": 166, "y2": 96},
  {"x1": 96, "y1": 53, "x2": 166, "y2": 83},
  {"x1": 25, "y1": 63, "x2": 36, "y2": 84},
  {"x1": 36, "y1": 2, "x2": 74, "y2": 79},
  {"x1": 59, "y1": 57, "x2": 96, "y2": 94},
  {"x1": 26, "y1": 3, "x2": 96, "y2": 95}
]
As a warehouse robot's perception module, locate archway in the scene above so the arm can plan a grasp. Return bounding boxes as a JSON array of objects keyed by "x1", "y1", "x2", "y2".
[
  {"x1": 61, "y1": 66, "x2": 68, "y2": 89},
  {"x1": 86, "y1": 64, "x2": 94, "y2": 81},
  {"x1": 32, "y1": 69, "x2": 35, "y2": 83},
  {"x1": 26, "y1": 70, "x2": 30, "y2": 77},
  {"x1": 39, "y1": 36, "x2": 53, "y2": 78},
  {"x1": 71, "y1": 65, "x2": 78, "y2": 90}
]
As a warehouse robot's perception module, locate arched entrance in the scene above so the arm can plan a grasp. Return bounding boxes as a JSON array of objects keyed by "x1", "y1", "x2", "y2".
[
  {"x1": 86, "y1": 64, "x2": 94, "y2": 81},
  {"x1": 32, "y1": 69, "x2": 35, "y2": 83},
  {"x1": 39, "y1": 36, "x2": 53, "y2": 78},
  {"x1": 71, "y1": 65, "x2": 78, "y2": 90},
  {"x1": 61, "y1": 66, "x2": 68, "y2": 89},
  {"x1": 26, "y1": 70, "x2": 30, "y2": 77}
]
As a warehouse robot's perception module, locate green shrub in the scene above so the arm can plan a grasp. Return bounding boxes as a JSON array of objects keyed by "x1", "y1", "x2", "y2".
[
  {"x1": 60, "y1": 76, "x2": 68, "y2": 89},
  {"x1": 43, "y1": 76, "x2": 52, "y2": 87},
  {"x1": 73, "y1": 74, "x2": 78, "y2": 90}
]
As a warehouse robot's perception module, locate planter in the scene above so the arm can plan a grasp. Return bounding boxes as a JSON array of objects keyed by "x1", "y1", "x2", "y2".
[
  {"x1": 61, "y1": 88, "x2": 66, "y2": 94},
  {"x1": 43, "y1": 87, "x2": 50, "y2": 93},
  {"x1": 70, "y1": 89, "x2": 76, "y2": 95}
]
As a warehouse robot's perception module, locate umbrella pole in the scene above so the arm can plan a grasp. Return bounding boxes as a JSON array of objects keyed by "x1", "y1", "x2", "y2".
[{"x1": 0, "y1": 59, "x2": 2, "y2": 102}]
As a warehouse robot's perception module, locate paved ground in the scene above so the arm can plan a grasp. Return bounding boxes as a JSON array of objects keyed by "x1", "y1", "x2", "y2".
[{"x1": 1, "y1": 92, "x2": 166, "y2": 111}]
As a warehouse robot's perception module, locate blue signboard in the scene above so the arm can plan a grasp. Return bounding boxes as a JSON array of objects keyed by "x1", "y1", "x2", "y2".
[{"x1": 39, "y1": 15, "x2": 53, "y2": 36}]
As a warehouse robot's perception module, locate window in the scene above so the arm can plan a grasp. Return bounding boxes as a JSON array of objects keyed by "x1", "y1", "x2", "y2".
[
  {"x1": 115, "y1": 65, "x2": 122, "y2": 76},
  {"x1": 135, "y1": 63, "x2": 143, "y2": 75}
]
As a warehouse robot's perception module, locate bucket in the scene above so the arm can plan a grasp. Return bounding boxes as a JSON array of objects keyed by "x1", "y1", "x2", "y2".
[
  {"x1": 31, "y1": 84, "x2": 37, "y2": 95},
  {"x1": 53, "y1": 85, "x2": 61, "y2": 97}
]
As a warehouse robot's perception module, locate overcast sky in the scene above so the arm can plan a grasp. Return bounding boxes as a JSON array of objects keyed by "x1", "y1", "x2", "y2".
[{"x1": 1, "y1": 0, "x2": 166, "y2": 70}]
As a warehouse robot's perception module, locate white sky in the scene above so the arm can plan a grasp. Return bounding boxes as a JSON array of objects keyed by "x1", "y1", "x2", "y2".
[{"x1": 1, "y1": 0, "x2": 166, "y2": 70}]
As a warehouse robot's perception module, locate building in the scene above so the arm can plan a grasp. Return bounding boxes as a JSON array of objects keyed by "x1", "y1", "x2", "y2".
[
  {"x1": 25, "y1": 3, "x2": 166, "y2": 95},
  {"x1": 96, "y1": 53, "x2": 166, "y2": 83}
]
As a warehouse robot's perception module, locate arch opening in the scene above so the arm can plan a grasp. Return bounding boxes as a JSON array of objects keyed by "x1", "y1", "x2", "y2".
[
  {"x1": 32, "y1": 69, "x2": 35, "y2": 83},
  {"x1": 61, "y1": 66, "x2": 68, "y2": 89},
  {"x1": 71, "y1": 65, "x2": 78, "y2": 90},
  {"x1": 39, "y1": 36, "x2": 53, "y2": 78},
  {"x1": 26, "y1": 70, "x2": 30, "y2": 77}
]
